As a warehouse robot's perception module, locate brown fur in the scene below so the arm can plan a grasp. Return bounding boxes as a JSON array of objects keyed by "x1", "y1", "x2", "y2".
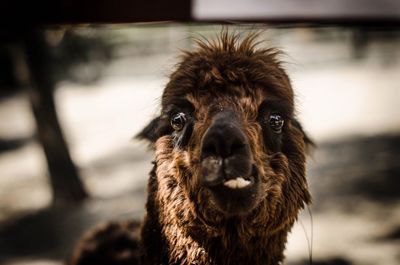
[
  {"x1": 69, "y1": 220, "x2": 141, "y2": 265},
  {"x1": 139, "y1": 32, "x2": 312, "y2": 265}
]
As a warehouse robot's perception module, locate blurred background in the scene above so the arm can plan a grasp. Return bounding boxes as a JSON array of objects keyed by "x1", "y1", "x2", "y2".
[{"x1": 0, "y1": 24, "x2": 399, "y2": 265}]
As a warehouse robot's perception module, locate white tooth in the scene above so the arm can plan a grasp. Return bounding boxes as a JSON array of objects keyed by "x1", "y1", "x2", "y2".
[
  {"x1": 224, "y1": 180, "x2": 238, "y2": 189},
  {"x1": 223, "y1": 177, "x2": 251, "y2": 189},
  {"x1": 237, "y1": 177, "x2": 251, "y2": 188}
]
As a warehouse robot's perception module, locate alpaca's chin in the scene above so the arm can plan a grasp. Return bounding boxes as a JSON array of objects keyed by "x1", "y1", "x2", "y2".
[{"x1": 208, "y1": 175, "x2": 261, "y2": 216}]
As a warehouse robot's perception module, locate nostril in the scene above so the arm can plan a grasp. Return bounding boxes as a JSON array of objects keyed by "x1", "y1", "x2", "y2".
[
  {"x1": 201, "y1": 136, "x2": 231, "y2": 158},
  {"x1": 201, "y1": 142, "x2": 218, "y2": 158}
]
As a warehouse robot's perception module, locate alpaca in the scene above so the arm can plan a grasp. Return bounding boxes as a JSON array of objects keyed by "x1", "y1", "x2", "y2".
[
  {"x1": 136, "y1": 32, "x2": 313, "y2": 265},
  {"x1": 69, "y1": 220, "x2": 141, "y2": 265}
]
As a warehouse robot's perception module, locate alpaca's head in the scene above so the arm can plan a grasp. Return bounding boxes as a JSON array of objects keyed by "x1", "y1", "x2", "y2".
[{"x1": 139, "y1": 32, "x2": 312, "y2": 233}]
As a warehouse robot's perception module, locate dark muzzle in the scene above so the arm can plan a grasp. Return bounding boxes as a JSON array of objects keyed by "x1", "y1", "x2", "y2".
[{"x1": 200, "y1": 110, "x2": 253, "y2": 187}]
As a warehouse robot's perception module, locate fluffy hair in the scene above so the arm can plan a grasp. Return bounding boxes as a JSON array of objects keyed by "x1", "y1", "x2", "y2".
[{"x1": 69, "y1": 220, "x2": 141, "y2": 265}]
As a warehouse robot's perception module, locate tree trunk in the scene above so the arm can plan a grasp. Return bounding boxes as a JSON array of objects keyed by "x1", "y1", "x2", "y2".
[{"x1": 17, "y1": 30, "x2": 88, "y2": 205}]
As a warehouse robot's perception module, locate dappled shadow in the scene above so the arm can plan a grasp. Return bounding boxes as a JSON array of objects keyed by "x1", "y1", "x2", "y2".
[
  {"x1": 309, "y1": 134, "x2": 400, "y2": 211},
  {"x1": 0, "y1": 206, "x2": 96, "y2": 263},
  {"x1": 0, "y1": 185, "x2": 146, "y2": 264},
  {"x1": 290, "y1": 257, "x2": 352, "y2": 265},
  {"x1": 0, "y1": 137, "x2": 32, "y2": 153},
  {"x1": 375, "y1": 225, "x2": 400, "y2": 242}
]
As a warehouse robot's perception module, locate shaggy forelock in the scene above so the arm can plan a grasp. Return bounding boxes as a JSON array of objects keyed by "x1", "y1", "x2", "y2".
[{"x1": 161, "y1": 31, "x2": 294, "y2": 111}]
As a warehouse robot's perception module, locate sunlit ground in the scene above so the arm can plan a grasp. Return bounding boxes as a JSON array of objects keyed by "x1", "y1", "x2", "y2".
[{"x1": 0, "y1": 25, "x2": 399, "y2": 265}]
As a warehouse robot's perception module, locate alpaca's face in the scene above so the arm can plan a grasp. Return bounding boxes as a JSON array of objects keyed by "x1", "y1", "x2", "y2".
[{"x1": 139, "y1": 35, "x2": 311, "y2": 228}]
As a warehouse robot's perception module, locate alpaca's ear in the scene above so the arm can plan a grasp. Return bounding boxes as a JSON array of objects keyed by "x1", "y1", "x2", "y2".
[
  {"x1": 292, "y1": 119, "x2": 315, "y2": 154},
  {"x1": 136, "y1": 116, "x2": 171, "y2": 143}
]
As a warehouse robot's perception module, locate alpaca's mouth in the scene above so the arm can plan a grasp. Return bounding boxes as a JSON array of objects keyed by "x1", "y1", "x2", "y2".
[
  {"x1": 200, "y1": 155, "x2": 256, "y2": 189},
  {"x1": 223, "y1": 176, "x2": 254, "y2": 189},
  {"x1": 206, "y1": 166, "x2": 260, "y2": 215}
]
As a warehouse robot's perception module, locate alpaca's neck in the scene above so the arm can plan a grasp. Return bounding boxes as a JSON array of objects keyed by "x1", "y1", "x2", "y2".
[
  {"x1": 141, "y1": 169, "x2": 290, "y2": 265},
  {"x1": 192, "y1": 225, "x2": 289, "y2": 265},
  {"x1": 142, "y1": 211, "x2": 289, "y2": 265}
]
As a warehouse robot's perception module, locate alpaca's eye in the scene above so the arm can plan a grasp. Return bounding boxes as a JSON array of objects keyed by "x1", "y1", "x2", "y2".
[
  {"x1": 269, "y1": 114, "x2": 284, "y2": 133},
  {"x1": 171, "y1": 112, "x2": 187, "y2": 131}
]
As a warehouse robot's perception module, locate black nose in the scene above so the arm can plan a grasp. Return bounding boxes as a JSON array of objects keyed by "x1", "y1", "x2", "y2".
[{"x1": 201, "y1": 111, "x2": 248, "y2": 159}]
